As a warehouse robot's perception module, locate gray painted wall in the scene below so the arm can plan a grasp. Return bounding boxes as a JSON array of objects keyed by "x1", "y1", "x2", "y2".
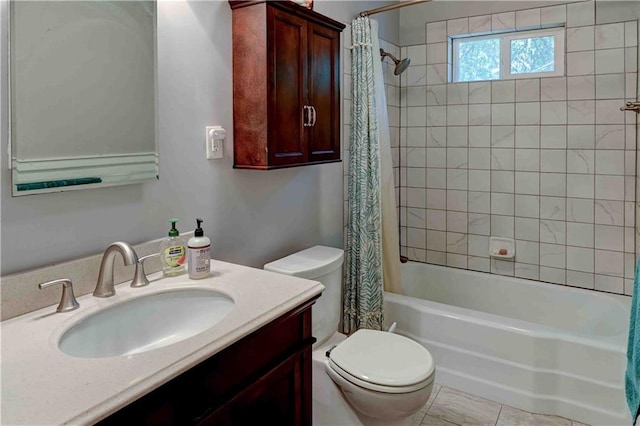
[
  {"x1": 315, "y1": 0, "x2": 399, "y2": 43},
  {"x1": 1, "y1": 0, "x2": 392, "y2": 275}
]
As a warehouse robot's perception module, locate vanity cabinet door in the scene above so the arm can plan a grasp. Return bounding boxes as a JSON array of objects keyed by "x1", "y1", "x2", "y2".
[
  {"x1": 230, "y1": 1, "x2": 344, "y2": 170},
  {"x1": 199, "y1": 348, "x2": 311, "y2": 425}
]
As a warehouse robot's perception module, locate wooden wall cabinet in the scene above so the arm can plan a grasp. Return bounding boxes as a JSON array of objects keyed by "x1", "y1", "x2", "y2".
[
  {"x1": 97, "y1": 299, "x2": 317, "y2": 426},
  {"x1": 229, "y1": 1, "x2": 345, "y2": 170}
]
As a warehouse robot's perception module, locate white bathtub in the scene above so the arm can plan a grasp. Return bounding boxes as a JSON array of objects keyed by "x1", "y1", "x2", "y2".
[{"x1": 384, "y1": 262, "x2": 632, "y2": 425}]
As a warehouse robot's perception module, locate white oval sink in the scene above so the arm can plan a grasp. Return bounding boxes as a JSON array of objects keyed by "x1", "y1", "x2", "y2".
[{"x1": 58, "y1": 289, "x2": 235, "y2": 358}]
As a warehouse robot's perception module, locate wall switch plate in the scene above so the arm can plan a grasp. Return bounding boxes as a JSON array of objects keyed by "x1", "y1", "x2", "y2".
[{"x1": 206, "y1": 126, "x2": 225, "y2": 159}]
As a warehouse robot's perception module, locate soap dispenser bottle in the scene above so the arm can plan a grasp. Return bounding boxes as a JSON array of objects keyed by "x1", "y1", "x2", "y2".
[
  {"x1": 187, "y1": 218, "x2": 211, "y2": 279},
  {"x1": 161, "y1": 218, "x2": 186, "y2": 277}
]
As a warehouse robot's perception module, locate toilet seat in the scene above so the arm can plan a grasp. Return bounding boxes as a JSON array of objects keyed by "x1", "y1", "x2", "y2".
[
  {"x1": 327, "y1": 329, "x2": 435, "y2": 394},
  {"x1": 327, "y1": 360, "x2": 434, "y2": 394}
]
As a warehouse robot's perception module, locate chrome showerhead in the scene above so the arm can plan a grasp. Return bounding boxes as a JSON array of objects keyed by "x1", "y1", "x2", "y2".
[{"x1": 380, "y1": 48, "x2": 411, "y2": 75}]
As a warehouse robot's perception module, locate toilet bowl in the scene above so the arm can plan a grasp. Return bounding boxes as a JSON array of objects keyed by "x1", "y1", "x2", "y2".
[
  {"x1": 264, "y1": 246, "x2": 436, "y2": 424},
  {"x1": 325, "y1": 328, "x2": 435, "y2": 421}
]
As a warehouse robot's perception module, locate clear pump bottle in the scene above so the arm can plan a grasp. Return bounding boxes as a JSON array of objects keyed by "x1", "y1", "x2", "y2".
[{"x1": 160, "y1": 218, "x2": 186, "y2": 277}]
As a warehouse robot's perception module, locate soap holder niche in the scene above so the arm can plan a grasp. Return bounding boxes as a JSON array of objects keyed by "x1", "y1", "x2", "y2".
[{"x1": 489, "y1": 237, "x2": 515, "y2": 259}]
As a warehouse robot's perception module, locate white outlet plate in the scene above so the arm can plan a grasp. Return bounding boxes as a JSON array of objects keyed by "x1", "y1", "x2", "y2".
[{"x1": 206, "y1": 126, "x2": 225, "y2": 159}]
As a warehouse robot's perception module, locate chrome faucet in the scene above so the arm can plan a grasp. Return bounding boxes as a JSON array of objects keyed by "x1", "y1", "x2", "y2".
[{"x1": 93, "y1": 242, "x2": 139, "y2": 297}]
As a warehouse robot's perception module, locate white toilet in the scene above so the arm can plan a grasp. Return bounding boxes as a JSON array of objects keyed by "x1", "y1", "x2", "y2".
[{"x1": 264, "y1": 246, "x2": 435, "y2": 425}]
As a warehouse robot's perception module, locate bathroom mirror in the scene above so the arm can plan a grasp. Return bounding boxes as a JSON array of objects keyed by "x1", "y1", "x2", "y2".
[{"x1": 9, "y1": 1, "x2": 157, "y2": 196}]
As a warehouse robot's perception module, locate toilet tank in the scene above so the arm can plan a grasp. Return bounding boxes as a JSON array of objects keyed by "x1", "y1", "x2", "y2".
[{"x1": 264, "y1": 246, "x2": 344, "y2": 346}]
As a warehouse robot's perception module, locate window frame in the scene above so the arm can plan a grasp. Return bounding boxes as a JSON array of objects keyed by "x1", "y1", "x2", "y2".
[{"x1": 452, "y1": 27, "x2": 565, "y2": 83}]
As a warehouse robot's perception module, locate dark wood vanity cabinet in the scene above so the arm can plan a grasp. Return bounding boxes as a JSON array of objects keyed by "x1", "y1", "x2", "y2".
[
  {"x1": 229, "y1": 1, "x2": 345, "y2": 170},
  {"x1": 98, "y1": 299, "x2": 317, "y2": 426}
]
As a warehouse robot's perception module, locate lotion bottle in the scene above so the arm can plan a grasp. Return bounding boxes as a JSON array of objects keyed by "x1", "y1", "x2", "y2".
[
  {"x1": 161, "y1": 218, "x2": 186, "y2": 277},
  {"x1": 188, "y1": 218, "x2": 211, "y2": 279}
]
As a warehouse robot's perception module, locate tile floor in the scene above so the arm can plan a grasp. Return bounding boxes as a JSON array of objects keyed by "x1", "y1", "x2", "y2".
[{"x1": 411, "y1": 384, "x2": 589, "y2": 426}]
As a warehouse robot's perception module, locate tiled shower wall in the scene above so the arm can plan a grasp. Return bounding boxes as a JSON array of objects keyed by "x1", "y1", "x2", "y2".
[{"x1": 397, "y1": 1, "x2": 639, "y2": 295}]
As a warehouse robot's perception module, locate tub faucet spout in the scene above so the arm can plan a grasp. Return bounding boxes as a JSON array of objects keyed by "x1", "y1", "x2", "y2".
[{"x1": 93, "y1": 242, "x2": 139, "y2": 298}]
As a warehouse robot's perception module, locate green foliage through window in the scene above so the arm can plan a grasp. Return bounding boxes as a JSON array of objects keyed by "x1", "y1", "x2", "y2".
[
  {"x1": 457, "y1": 38, "x2": 500, "y2": 82},
  {"x1": 510, "y1": 36, "x2": 555, "y2": 74}
]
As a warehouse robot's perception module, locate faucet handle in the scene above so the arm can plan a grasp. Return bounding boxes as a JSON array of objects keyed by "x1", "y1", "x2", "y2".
[
  {"x1": 131, "y1": 253, "x2": 161, "y2": 288},
  {"x1": 38, "y1": 279, "x2": 80, "y2": 313}
]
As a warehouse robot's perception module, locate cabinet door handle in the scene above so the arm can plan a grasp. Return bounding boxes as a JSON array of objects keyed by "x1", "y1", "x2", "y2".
[
  {"x1": 310, "y1": 106, "x2": 317, "y2": 127},
  {"x1": 303, "y1": 105, "x2": 311, "y2": 127}
]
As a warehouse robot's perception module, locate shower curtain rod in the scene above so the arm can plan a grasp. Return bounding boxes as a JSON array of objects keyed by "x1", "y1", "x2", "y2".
[{"x1": 359, "y1": 0, "x2": 431, "y2": 17}]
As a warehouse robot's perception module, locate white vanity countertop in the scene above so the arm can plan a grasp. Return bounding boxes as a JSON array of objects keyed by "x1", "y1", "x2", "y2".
[{"x1": 1, "y1": 260, "x2": 324, "y2": 425}]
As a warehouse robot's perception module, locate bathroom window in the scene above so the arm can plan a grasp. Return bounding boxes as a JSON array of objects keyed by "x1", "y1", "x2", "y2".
[{"x1": 452, "y1": 27, "x2": 564, "y2": 82}]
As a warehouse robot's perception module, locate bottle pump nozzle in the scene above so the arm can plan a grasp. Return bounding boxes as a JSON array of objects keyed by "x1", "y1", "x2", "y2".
[
  {"x1": 168, "y1": 218, "x2": 179, "y2": 237},
  {"x1": 195, "y1": 218, "x2": 204, "y2": 237}
]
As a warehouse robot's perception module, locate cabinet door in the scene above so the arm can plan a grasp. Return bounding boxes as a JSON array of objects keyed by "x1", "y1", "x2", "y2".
[
  {"x1": 268, "y1": 7, "x2": 308, "y2": 166},
  {"x1": 307, "y1": 22, "x2": 340, "y2": 163},
  {"x1": 198, "y1": 349, "x2": 310, "y2": 426}
]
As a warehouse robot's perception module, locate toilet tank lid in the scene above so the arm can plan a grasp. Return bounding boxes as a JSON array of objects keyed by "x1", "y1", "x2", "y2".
[{"x1": 264, "y1": 246, "x2": 344, "y2": 280}]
